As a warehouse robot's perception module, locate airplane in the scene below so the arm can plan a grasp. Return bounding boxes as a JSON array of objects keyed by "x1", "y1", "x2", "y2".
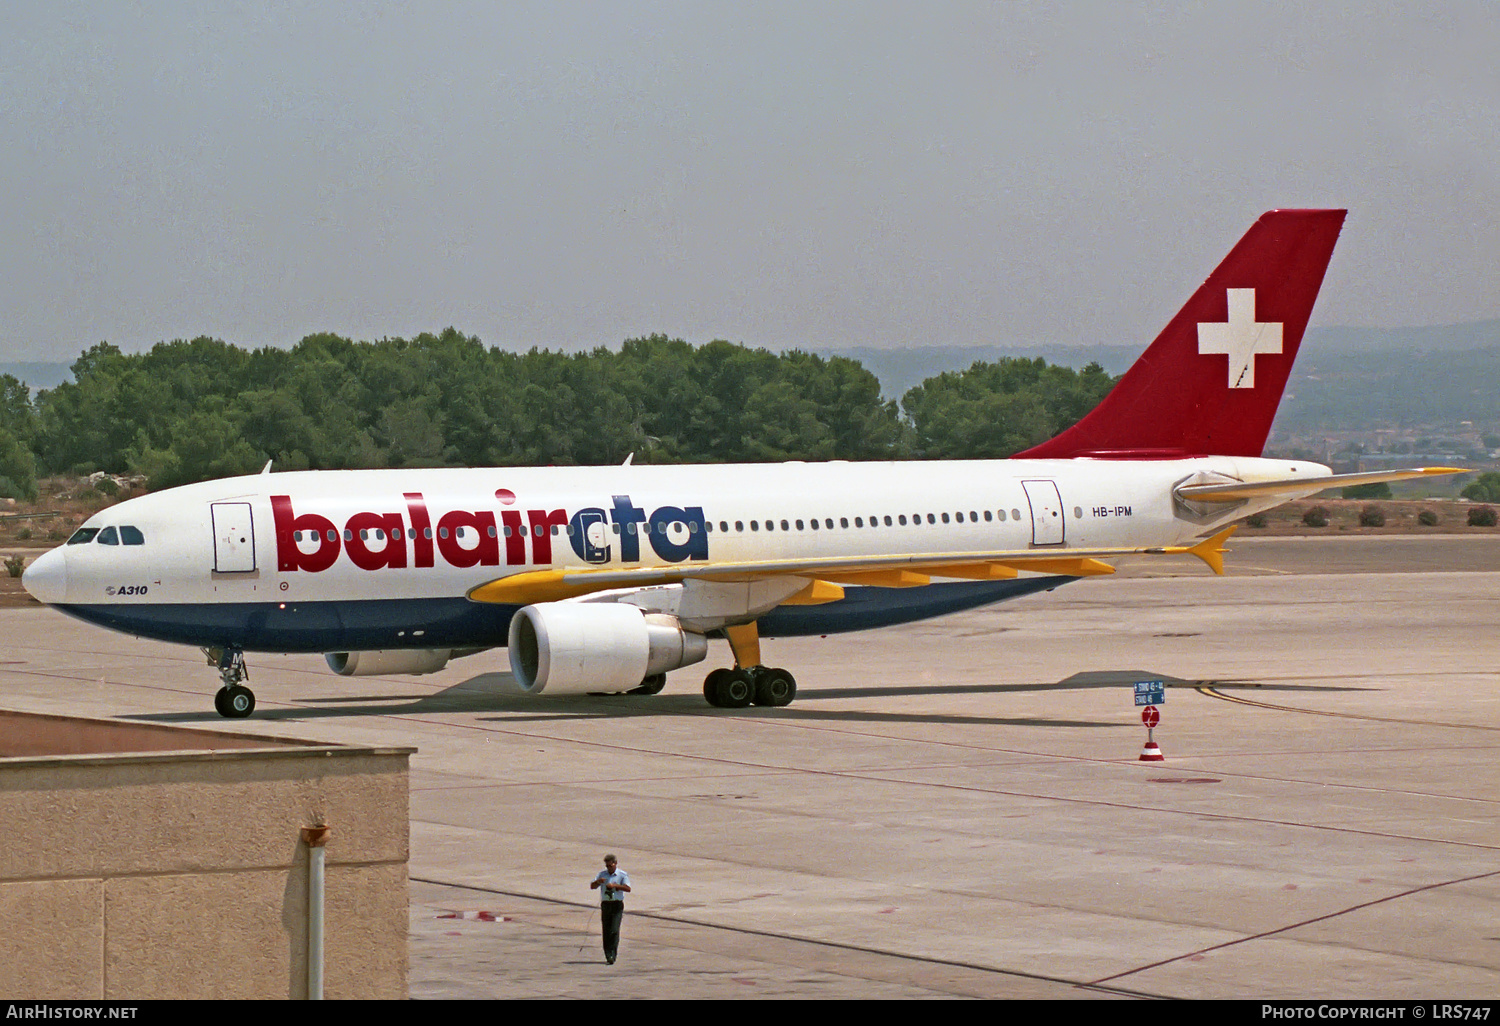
[{"x1": 20, "y1": 208, "x2": 1460, "y2": 718}]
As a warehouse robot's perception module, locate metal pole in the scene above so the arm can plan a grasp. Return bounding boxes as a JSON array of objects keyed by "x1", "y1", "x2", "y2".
[{"x1": 301, "y1": 825, "x2": 332, "y2": 1000}]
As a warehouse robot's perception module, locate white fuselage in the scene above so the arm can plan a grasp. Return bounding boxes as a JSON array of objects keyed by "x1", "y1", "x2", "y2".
[{"x1": 23, "y1": 455, "x2": 1327, "y2": 656}]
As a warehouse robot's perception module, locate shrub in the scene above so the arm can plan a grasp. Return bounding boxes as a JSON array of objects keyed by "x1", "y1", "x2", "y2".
[
  {"x1": 1358, "y1": 505, "x2": 1385, "y2": 527},
  {"x1": 1245, "y1": 513, "x2": 1268, "y2": 528},
  {"x1": 46, "y1": 528, "x2": 65, "y2": 541},
  {"x1": 15, "y1": 526, "x2": 30, "y2": 540},
  {"x1": 1302, "y1": 505, "x2": 1330, "y2": 527},
  {"x1": 1468, "y1": 505, "x2": 1497, "y2": 527},
  {"x1": 1462, "y1": 473, "x2": 1500, "y2": 504},
  {"x1": 3, "y1": 555, "x2": 23, "y2": 578},
  {"x1": 1417, "y1": 509, "x2": 1439, "y2": 527},
  {"x1": 1342, "y1": 482, "x2": 1392, "y2": 500}
]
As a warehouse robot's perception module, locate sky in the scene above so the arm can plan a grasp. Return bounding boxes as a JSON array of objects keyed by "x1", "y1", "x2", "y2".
[{"x1": 2, "y1": 1, "x2": 1497, "y2": 361}]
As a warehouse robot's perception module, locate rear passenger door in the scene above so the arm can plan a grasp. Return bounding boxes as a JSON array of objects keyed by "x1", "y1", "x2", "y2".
[{"x1": 1021, "y1": 480, "x2": 1065, "y2": 546}]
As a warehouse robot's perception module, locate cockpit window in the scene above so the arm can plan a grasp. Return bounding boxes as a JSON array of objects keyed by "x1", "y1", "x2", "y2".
[
  {"x1": 97, "y1": 526, "x2": 119, "y2": 545},
  {"x1": 67, "y1": 528, "x2": 100, "y2": 545},
  {"x1": 120, "y1": 526, "x2": 145, "y2": 545}
]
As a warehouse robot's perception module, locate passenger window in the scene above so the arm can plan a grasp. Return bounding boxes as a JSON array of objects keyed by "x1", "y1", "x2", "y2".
[
  {"x1": 121, "y1": 526, "x2": 145, "y2": 545},
  {"x1": 68, "y1": 528, "x2": 100, "y2": 545},
  {"x1": 97, "y1": 526, "x2": 119, "y2": 545}
]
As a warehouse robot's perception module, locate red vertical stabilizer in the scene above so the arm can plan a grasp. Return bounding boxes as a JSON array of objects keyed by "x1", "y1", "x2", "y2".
[{"x1": 1016, "y1": 209, "x2": 1346, "y2": 459}]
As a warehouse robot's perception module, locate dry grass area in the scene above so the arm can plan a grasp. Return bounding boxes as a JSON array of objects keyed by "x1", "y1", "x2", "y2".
[
  {"x1": 1241, "y1": 497, "x2": 1497, "y2": 535},
  {"x1": 0, "y1": 476, "x2": 143, "y2": 550},
  {"x1": 0, "y1": 476, "x2": 144, "y2": 606}
]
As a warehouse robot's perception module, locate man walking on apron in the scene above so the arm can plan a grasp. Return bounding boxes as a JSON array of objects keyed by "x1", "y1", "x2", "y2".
[{"x1": 590, "y1": 853, "x2": 632, "y2": 964}]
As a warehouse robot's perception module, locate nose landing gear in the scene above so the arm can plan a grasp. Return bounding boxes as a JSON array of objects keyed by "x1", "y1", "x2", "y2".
[{"x1": 205, "y1": 647, "x2": 256, "y2": 718}]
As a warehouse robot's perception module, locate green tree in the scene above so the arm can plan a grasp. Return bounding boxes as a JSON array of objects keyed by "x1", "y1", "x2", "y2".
[
  {"x1": 1462, "y1": 472, "x2": 1500, "y2": 504},
  {"x1": 901, "y1": 358, "x2": 1116, "y2": 459},
  {"x1": 0, "y1": 430, "x2": 37, "y2": 500},
  {"x1": 126, "y1": 408, "x2": 265, "y2": 490}
]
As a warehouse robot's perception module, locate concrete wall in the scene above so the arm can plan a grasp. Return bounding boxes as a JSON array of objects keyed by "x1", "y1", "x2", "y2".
[{"x1": 0, "y1": 714, "x2": 411, "y2": 1000}]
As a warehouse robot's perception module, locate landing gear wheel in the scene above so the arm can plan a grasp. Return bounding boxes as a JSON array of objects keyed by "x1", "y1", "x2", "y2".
[
  {"x1": 718, "y1": 669, "x2": 755, "y2": 709},
  {"x1": 215, "y1": 684, "x2": 255, "y2": 719},
  {"x1": 703, "y1": 668, "x2": 732, "y2": 707},
  {"x1": 629, "y1": 673, "x2": 668, "y2": 696},
  {"x1": 752, "y1": 667, "x2": 797, "y2": 707}
]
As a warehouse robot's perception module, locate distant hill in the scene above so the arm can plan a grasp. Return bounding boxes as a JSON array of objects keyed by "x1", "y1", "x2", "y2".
[
  {"x1": 1280, "y1": 343, "x2": 1500, "y2": 430},
  {"x1": 0, "y1": 362, "x2": 71, "y2": 391},
  {"x1": 819, "y1": 321, "x2": 1500, "y2": 429},
  {"x1": 1305, "y1": 319, "x2": 1500, "y2": 354}
]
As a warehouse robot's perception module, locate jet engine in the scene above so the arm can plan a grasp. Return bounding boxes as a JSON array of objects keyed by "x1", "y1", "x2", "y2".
[
  {"x1": 325, "y1": 649, "x2": 453, "y2": 676},
  {"x1": 508, "y1": 602, "x2": 707, "y2": 695}
]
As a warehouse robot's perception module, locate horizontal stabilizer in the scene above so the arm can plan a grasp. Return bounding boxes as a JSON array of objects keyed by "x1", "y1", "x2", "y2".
[
  {"x1": 1159, "y1": 526, "x2": 1237, "y2": 576},
  {"x1": 1175, "y1": 466, "x2": 1463, "y2": 503}
]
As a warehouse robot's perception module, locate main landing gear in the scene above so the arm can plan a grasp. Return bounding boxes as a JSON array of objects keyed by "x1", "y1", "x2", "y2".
[
  {"x1": 703, "y1": 666, "x2": 796, "y2": 708},
  {"x1": 702, "y1": 621, "x2": 797, "y2": 709},
  {"x1": 206, "y1": 646, "x2": 256, "y2": 718}
]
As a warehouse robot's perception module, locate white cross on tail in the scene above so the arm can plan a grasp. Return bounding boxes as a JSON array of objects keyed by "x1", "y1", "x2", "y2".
[{"x1": 1196, "y1": 288, "x2": 1283, "y2": 388}]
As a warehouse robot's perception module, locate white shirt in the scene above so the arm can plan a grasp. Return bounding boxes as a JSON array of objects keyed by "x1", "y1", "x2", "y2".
[{"x1": 595, "y1": 867, "x2": 630, "y2": 902}]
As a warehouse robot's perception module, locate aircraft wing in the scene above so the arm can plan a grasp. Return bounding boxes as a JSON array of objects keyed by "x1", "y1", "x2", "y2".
[
  {"x1": 1175, "y1": 466, "x2": 1462, "y2": 503},
  {"x1": 466, "y1": 528, "x2": 1239, "y2": 605}
]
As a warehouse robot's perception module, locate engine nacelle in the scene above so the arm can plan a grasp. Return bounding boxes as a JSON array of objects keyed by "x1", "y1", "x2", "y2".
[
  {"x1": 508, "y1": 602, "x2": 707, "y2": 695},
  {"x1": 325, "y1": 649, "x2": 452, "y2": 676}
]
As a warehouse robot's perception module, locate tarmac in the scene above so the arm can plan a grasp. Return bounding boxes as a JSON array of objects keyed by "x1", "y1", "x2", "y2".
[{"x1": 0, "y1": 534, "x2": 1497, "y2": 999}]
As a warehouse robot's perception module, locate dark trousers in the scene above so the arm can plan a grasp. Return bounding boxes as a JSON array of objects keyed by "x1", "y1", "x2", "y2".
[{"x1": 600, "y1": 900, "x2": 624, "y2": 960}]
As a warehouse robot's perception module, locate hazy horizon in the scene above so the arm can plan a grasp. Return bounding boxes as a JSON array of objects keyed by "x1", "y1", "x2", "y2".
[{"x1": 4, "y1": 2, "x2": 1497, "y2": 361}]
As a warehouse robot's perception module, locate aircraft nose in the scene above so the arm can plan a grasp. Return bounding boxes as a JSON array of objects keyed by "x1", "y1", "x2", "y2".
[{"x1": 21, "y1": 548, "x2": 67, "y2": 605}]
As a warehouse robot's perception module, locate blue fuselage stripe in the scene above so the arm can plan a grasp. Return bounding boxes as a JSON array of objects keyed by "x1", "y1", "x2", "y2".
[{"x1": 53, "y1": 577, "x2": 1073, "y2": 653}]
